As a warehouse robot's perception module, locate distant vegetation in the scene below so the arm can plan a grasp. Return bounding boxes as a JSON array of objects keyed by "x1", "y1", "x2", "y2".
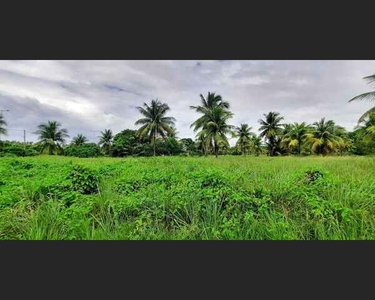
[{"x1": 1, "y1": 74, "x2": 375, "y2": 158}]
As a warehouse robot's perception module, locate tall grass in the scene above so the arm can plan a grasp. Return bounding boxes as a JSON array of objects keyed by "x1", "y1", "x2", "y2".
[{"x1": 0, "y1": 155, "x2": 375, "y2": 240}]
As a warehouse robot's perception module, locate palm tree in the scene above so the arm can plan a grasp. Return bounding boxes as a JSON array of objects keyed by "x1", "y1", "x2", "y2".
[
  {"x1": 0, "y1": 114, "x2": 7, "y2": 138},
  {"x1": 35, "y1": 121, "x2": 69, "y2": 155},
  {"x1": 135, "y1": 99, "x2": 176, "y2": 156},
  {"x1": 305, "y1": 118, "x2": 342, "y2": 156},
  {"x1": 234, "y1": 124, "x2": 255, "y2": 155},
  {"x1": 99, "y1": 129, "x2": 113, "y2": 155},
  {"x1": 250, "y1": 135, "x2": 263, "y2": 156},
  {"x1": 198, "y1": 106, "x2": 234, "y2": 158},
  {"x1": 258, "y1": 112, "x2": 284, "y2": 156},
  {"x1": 354, "y1": 113, "x2": 375, "y2": 141},
  {"x1": 167, "y1": 125, "x2": 178, "y2": 139},
  {"x1": 72, "y1": 134, "x2": 88, "y2": 147},
  {"x1": 190, "y1": 92, "x2": 230, "y2": 132},
  {"x1": 349, "y1": 74, "x2": 375, "y2": 123},
  {"x1": 195, "y1": 131, "x2": 211, "y2": 156},
  {"x1": 281, "y1": 122, "x2": 311, "y2": 155}
]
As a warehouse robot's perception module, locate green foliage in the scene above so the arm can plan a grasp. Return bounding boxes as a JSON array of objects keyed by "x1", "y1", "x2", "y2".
[
  {"x1": 135, "y1": 99, "x2": 176, "y2": 156},
  {"x1": 0, "y1": 156, "x2": 375, "y2": 240},
  {"x1": 0, "y1": 141, "x2": 38, "y2": 157},
  {"x1": 35, "y1": 120, "x2": 69, "y2": 155},
  {"x1": 68, "y1": 165, "x2": 100, "y2": 195},
  {"x1": 64, "y1": 143, "x2": 102, "y2": 158}
]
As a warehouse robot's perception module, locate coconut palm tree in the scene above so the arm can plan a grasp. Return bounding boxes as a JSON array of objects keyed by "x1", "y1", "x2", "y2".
[
  {"x1": 135, "y1": 99, "x2": 176, "y2": 156},
  {"x1": 35, "y1": 121, "x2": 69, "y2": 155},
  {"x1": 234, "y1": 124, "x2": 255, "y2": 155},
  {"x1": 305, "y1": 118, "x2": 342, "y2": 156},
  {"x1": 0, "y1": 114, "x2": 7, "y2": 138},
  {"x1": 72, "y1": 134, "x2": 88, "y2": 147},
  {"x1": 195, "y1": 131, "x2": 211, "y2": 156},
  {"x1": 198, "y1": 106, "x2": 234, "y2": 158},
  {"x1": 167, "y1": 125, "x2": 178, "y2": 139},
  {"x1": 258, "y1": 112, "x2": 284, "y2": 156},
  {"x1": 190, "y1": 92, "x2": 230, "y2": 132},
  {"x1": 250, "y1": 135, "x2": 263, "y2": 156},
  {"x1": 98, "y1": 129, "x2": 113, "y2": 155},
  {"x1": 354, "y1": 113, "x2": 375, "y2": 140},
  {"x1": 349, "y1": 74, "x2": 375, "y2": 123},
  {"x1": 281, "y1": 122, "x2": 311, "y2": 155}
]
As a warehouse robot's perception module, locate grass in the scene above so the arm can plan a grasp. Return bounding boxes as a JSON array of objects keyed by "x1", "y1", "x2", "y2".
[{"x1": 0, "y1": 155, "x2": 375, "y2": 240}]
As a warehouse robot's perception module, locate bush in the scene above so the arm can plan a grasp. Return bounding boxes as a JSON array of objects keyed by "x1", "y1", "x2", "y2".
[
  {"x1": 68, "y1": 165, "x2": 100, "y2": 194},
  {"x1": 64, "y1": 143, "x2": 102, "y2": 158},
  {"x1": 0, "y1": 145, "x2": 38, "y2": 157}
]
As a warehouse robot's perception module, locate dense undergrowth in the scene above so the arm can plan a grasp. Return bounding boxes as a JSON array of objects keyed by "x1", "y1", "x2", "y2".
[{"x1": 0, "y1": 155, "x2": 375, "y2": 240}]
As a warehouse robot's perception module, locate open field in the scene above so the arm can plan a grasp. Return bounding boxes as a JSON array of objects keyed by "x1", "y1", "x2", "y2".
[{"x1": 1, "y1": 155, "x2": 375, "y2": 240}]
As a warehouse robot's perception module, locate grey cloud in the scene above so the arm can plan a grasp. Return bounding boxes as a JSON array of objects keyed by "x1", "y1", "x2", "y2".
[{"x1": 1, "y1": 60, "x2": 375, "y2": 147}]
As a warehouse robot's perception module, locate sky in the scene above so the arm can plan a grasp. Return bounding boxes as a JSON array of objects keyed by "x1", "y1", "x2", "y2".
[{"x1": 0, "y1": 60, "x2": 374, "y2": 145}]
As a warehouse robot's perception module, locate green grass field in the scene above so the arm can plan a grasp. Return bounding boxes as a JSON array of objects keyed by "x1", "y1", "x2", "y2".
[{"x1": 1, "y1": 155, "x2": 375, "y2": 240}]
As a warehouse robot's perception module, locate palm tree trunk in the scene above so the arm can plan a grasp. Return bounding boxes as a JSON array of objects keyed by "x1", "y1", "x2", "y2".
[{"x1": 153, "y1": 132, "x2": 156, "y2": 156}]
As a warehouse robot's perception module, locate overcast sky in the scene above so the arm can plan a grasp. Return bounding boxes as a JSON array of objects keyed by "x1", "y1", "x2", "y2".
[{"x1": 0, "y1": 60, "x2": 374, "y2": 145}]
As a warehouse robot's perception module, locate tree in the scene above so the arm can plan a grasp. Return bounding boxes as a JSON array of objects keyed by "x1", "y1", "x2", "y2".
[
  {"x1": 0, "y1": 114, "x2": 7, "y2": 138},
  {"x1": 250, "y1": 136, "x2": 263, "y2": 156},
  {"x1": 135, "y1": 99, "x2": 176, "y2": 156},
  {"x1": 234, "y1": 124, "x2": 255, "y2": 155},
  {"x1": 180, "y1": 138, "x2": 196, "y2": 155},
  {"x1": 190, "y1": 92, "x2": 233, "y2": 157},
  {"x1": 281, "y1": 122, "x2": 311, "y2": 155},
  {"x1": 349, "y1": 74, "x2": 375, "y2": 123},
  {"x1": 351, "y1": 113, "x2": 375, "y2": 155},
  {"x1": 35, "y1": 121, "x2": 69, "y2": 155},
  {"x1": 305, "y1": 118, "x2": 342, "y2": 156},
  {"x1": 197, "y1": 106, "x2": 234, "y2": 158},
  {"x1": 98, "y1": 129, "x2": 113, "y2": 155},
  {"x1": 167, "y1": 125, "x2": 178, "y2": 139},
  {"x1": 333, "y1": 125, "x2": 354, "y2": 155},
  {"x1": 258, "y1": 112, "x2": 284, "y2": 156},
  {"x1": 190, "y1": 92, "x2": 230, "y2": 132},
  {"x1": 71, "y1": 134, "x2": 88, "y2": 147}
]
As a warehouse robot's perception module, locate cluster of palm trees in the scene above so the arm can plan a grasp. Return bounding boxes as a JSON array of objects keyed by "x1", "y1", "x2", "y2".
[
  {"x1": 31, "y1": 120, "x2": 114, "y2": 155},
  {"x1": 1, "y1": 73, "x2": 374, "y2": 157},
  {"x1": 131, "y1": 73, "x2": 375, "y2": 157}
]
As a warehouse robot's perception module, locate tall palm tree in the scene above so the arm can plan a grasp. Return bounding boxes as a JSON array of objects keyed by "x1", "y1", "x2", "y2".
[
  {"x1": 135, "y1": 99, "x2": 176, "y2": 156},
  {"x1": 0, "y1": 114, "x2": 7, "y2": 138},
  {"x1": 234, "y1": 124, "x2": 255, "y2": 155},
  {"x1": 190, "y1": 92, "x2": 230, "y2": 132},
  {"x1": 281, "y1": 122, "x2": 311, "y2": 155},
  {"x1": 258, "y1": 112, "x2": 284, "y2": 156},
  {"x1": 72, "y1": 134, "x2": 88, "y2": 147},
  {"x1": 250, "y1": 135, "x2": 263, "y2": 156},
  {"x1": 35, "y1": 121, "x2": 69, "y2": 155},
  {"x1": 198, "y1": 106, "x2": 234, "y2": 158},
  {"x1": 99, "y1": 129, "x2": 113, "y2": 155},
  {"x1": 349, "y1": 74, "x2": 375, "y2": 122},
  {"x1": 305, "y1": 118, "x2": 342, "y2": 156},
  {"x1": 354, "y1": 112, "x2": 375, "y2": 141}
]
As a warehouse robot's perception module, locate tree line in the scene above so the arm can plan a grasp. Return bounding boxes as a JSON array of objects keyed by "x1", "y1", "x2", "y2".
[{"x1": 1, "y1": 74, "x2": 375, "y2": 157}]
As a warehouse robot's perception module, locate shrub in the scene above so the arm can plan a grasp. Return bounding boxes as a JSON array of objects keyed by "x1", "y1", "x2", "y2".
[
  {"x1": 64, "y1": 143, "x2": 102, "y2": 158},
  {"x1": 68, "y1": 165, "x2": 100, "y2": 194}
]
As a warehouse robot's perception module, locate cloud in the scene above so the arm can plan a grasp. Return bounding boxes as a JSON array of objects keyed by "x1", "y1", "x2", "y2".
[{"x1": 1, "y1": 60, "x2": 375, "y2": 146}]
